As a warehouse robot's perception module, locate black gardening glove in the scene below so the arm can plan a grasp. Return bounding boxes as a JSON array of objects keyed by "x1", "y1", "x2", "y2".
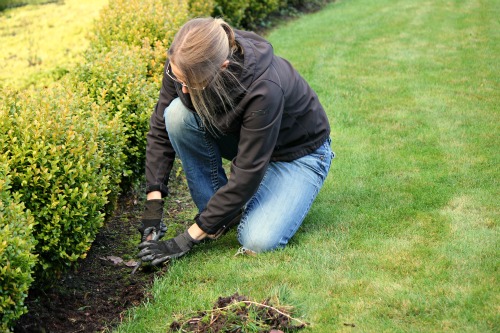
[
  {"x1": 137, "y1": 199, "x2": 167, "y2": 242},
  {"x1": 136, "y1": 230, "x2": 200, "y2": 266}
]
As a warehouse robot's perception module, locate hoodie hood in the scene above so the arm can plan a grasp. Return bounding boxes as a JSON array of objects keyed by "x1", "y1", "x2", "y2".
[{"x1": 234, "y1": 29, "x2": 274, "y2": 90}]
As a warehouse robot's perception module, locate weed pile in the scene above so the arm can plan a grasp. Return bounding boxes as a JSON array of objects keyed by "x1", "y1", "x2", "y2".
[{"x1": 169, "y1": 293, "x2": 307, "y2": 333}]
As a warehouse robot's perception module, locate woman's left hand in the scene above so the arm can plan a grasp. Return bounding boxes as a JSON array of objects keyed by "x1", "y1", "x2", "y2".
[{"x1": 137, "y1": 230, "x2": 199, "y2": 266}]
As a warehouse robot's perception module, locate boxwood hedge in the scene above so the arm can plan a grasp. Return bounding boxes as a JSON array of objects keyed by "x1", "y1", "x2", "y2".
[
  {"x1": 0, "y1": 159, "x2": 36, "y2": 332},
  {"x1": 0, "y1": 80, "x2": 126, "y2": 280},
  {"x1": 75, "y1": 43, "x2": 158, "y2": 182}
]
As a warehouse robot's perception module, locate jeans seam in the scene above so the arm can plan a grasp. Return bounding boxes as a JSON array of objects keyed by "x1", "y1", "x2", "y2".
[
  {"x1": 236, "y1": 169, "x2": 269, "y2": 243},
  {"x1": 203, "y1": 133, "x2": 222, "y2": 193},
  {"x1": 278, "y1": 182, "x2": 320, "y2": 248}
]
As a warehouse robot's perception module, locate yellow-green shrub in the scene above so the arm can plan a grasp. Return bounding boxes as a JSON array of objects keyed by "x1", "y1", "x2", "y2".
[
  {"x1": 0, "y1": 80, "x2": 126, "y2": 279},
  {"x1": 0, "y1": 160, "x2": 36, "y2": 332},
  {"x1": 188, "y1": 0, "x2": 215, "y2": 18},
  {"x1": 88, "y1": 0, "x2": 189, "y2": 52},
  {"x1": 79, "y1": 0, "x2": 193, "y2": 183},
  {"x1": 87, "y1": 0, "x2": 191, "y2": 87},
  {"x1": 87, "y1": 0, "x2": 190, "y2": 90}
]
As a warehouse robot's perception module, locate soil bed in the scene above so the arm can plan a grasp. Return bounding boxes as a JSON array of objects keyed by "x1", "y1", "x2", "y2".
[
  {"x1": 13, "y1": 174, "x2": 194, "y2": 333},
  {"x1": 14, "y1": 194, "x2": 154, "y2": 332}
]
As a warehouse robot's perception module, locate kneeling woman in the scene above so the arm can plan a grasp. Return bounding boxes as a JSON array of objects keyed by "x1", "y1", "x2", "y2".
[{"x1": 137, "y1": 17, "x2": 334, "y2": 265}]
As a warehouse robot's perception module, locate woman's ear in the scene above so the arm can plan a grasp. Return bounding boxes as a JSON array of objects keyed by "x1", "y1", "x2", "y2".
[{"x1": 221, "y1": 60, "x2": 230, "y2": 70}]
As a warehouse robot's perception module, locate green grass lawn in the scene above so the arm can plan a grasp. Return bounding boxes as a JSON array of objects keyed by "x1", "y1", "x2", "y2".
[
  {"x1": 113, "y1": 0, "x2": 499, "y2": 332},
  {"x1": 3, "y1": 0, "x2": 496, "y2": 331}
]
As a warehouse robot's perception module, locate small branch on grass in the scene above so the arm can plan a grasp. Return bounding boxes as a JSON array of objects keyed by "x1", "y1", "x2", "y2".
[
  {"x1": 246, "y1": 301, "x2": 307, "y2": 327},
  {"x1": 197, "y1": 300, "x2": 307, "y2": 327},
  {"x1": 169, "y1": 293, "x2": 308, "y2": 332}
]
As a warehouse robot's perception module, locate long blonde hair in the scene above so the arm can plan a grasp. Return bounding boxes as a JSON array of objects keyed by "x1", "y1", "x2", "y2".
[{"x1": 168, "y1": 17, "x2": 245, "y2": 133}]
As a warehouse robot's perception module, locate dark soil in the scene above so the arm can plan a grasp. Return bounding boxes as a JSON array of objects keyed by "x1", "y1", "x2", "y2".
[
  {"x1": 13, "y1": 197, "x2": 153, "y2": 333},
  {"x1": 13, "y1": 175, "x2": 194, "y2": 333}
]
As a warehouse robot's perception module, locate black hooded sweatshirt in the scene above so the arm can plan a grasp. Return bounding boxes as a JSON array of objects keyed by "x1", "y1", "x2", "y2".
[{"x1": 145, "y1": 30, "x2": 331, "y2": 234}]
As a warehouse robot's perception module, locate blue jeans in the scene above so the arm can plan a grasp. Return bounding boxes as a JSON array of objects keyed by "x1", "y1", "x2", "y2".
[{"x1": 165, "y1": 98, "x2": 334, "y2": 253}]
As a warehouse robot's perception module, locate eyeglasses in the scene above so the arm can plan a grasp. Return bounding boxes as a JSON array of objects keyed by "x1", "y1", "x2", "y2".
[{"x1": 166, "y1": 62, "x2": 206, "y2": 90}]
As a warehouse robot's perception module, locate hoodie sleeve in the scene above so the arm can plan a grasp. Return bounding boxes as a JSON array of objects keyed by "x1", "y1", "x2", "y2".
[
  {"x1": 196, "y1": 80, "x2": 284, "y2": 234},
  {"x1": 145, "y1": 60, "x2": 178, "y2": 196}
]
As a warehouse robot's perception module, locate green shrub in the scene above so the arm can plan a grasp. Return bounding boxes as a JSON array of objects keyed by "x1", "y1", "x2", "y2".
[
  {"x1": 75, "y1": 43, "x2": 158, "y2": 182},
  {"x1": 0, "y1": 160, "x2": 36, "y2": 332},
  {"x1": 213, "y1": 0, "x2": 331, "y2": 29},
  {"x1": 0, "y1": 80, "x2": 126, "y2": 280},
  {"x1": 242, "y1": 0, "x2": 281, "y2": 29},
  {"x1": 213, "y1": 0, "x2": 249, "y2": 28},
  {"x1": 286, "y1": 0, "x2": 330, "y2": 11}
]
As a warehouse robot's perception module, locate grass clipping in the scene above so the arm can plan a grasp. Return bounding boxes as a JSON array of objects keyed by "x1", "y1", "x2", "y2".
[{"x1": 169, "y1": 293, "x2": 307, "y2": 332}]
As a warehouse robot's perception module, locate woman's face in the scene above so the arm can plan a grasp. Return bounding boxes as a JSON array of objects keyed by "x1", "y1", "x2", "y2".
[
  {"x1": 169, "y1": 62, "x2": 190, "y2": 94},
  {"x1": 169, "y1": 60, "x2": 230, "y2": 94}
]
